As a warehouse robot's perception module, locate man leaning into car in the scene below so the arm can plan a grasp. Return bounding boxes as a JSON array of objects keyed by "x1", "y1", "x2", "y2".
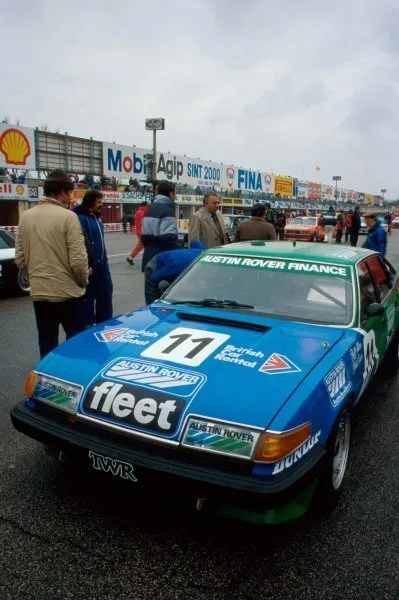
[{"x1": 15, "y1": 170, "x2": 89, "y2": 358}]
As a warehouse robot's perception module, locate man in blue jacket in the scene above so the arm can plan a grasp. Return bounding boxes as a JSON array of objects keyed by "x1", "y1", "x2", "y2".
[
  {"x1": 363, "y1": 211, "x2": 387, "y2": 256},
  {"x1": 144, "y1": 240, "x2": 206, "y2": 304},
  {"x1": 73, "y1": 190, "x2": 113, "y2": 326},
  {"x1": 141, "y1": 180, "x2": 181, "y2": 271}
]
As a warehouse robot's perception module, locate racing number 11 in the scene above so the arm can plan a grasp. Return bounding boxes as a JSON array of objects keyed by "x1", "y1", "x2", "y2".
[
  {"x1": 162, "y1": 334, "x2": 215, "y2": 360},
  {"x1": 141, "y1": 327, "x2": 230, "y2": 367}
]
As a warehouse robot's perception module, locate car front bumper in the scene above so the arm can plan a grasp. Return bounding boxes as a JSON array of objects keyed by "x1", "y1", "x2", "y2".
[{"x1": 11, "y1": 399, "x2": 326, "y2": 511}]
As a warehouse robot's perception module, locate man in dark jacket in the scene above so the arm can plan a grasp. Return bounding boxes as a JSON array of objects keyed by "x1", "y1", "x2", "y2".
[
  {"x1": 141, "y1": 180, "x2": 180, "y2": 271},
  {"x1": 144, "y1": 240, "x2": 206, "y2": 304},
  {"x1": 73, "y1": 190, "x2": 113, "y2": 326},
  {"x1": 350, "y1": 205, "x2": 361, "y2": 247},
  {"x1": 363, "y1": 212, "x2": 387, "y2": 256},
  {"x1": 234, "y1": 204, "x2": 276, "y2": 241}
]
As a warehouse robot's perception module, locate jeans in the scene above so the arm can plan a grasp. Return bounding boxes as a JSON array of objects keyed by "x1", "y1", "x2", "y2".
[
  {"x1": 144, "y1": 258, "x2": 162, "y2": 305},
  {"x1": 345, "y1": 226, "x2": 351, "y2": 242},
  {"x1": 84, "y1": 263, "x2": 113, "y2": 327},
  {"x1": 324, "y1": 225, "x2": 334, "y2": 243},
  {"x1": 33, "y1": 297, "x2": 86, "y2": 359}
]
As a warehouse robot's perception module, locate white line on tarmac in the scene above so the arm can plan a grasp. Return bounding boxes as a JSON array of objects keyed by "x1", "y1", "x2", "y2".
[{"x1": 108, "y1": 253, "x2": 129, "y2": 258}]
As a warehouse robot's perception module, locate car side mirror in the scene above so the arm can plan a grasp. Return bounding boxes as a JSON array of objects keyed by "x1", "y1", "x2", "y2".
[
  {"x1": 366, "y1": 303, "x2": 385, "y2": 318},
  {"x1": 158, "y1": 280, "x2": 170, "y2": 294}
]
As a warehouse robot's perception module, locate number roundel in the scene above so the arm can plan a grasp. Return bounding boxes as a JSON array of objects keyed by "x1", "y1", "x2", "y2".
[{"x1": 141, "y1": 327, "x2": 230, "y2": 367}]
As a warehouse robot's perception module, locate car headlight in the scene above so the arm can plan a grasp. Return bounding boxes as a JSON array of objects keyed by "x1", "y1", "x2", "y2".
[
  {"x1": 254, "y1": 423, "x2": 312, "y2": 463},
  {"x1": 182, "y1": 417, "x2": 261, "y2": 459},
  {"x1": 25, "y1": 371, "x2": 83, "y2": 414}
]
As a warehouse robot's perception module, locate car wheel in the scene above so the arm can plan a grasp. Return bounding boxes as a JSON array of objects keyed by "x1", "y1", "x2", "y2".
[
  {"x1": 16, "y1": 270, "x2": 30, "y2": 295},
  {"x1": 313, "y1": 409, "x2": 351, "y2": 510}
]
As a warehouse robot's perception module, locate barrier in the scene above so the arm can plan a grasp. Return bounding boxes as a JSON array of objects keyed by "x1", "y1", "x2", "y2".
[{"x1": 1, "y1": 224, "x2": 124, "y2": 234}]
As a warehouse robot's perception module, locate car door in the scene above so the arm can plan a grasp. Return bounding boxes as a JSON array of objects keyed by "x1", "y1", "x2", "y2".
[
  {"x1": 357, "y1": 258, "x2": 385, "y2": 382},
  {"x1": 366, "y1": 255, "x2": 399, "y2": 352}
]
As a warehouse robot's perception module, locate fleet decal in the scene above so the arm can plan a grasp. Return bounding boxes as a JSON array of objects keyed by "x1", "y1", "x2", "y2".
[
  {"x1": 141, "y1": 327, "x2": 230, "y2": 367},
  {"x1": 102, "y1": 358, "x2": 206, "y2": 398},
  {"x1": 182, "y1": 418, "x2": 260, "y2": 459},
  {"x1": 88, "y1": 451, "x2": 138, "y2": 482},
  {"x1": 94, "y1": 328, "x2": 158, "y2": 346},
  {"x1": 82, "y1": 380, "x2": 184, "y2": 434},
  {"x1": 359, "y1": 330, "x2": 379, "y2": 398},
  {"x1": 200, "y1": 255, "x2": 350, "y2": 278},
  {"x1": 272, "y1": 430, "x2": 322, "y2": 475},
  {"x1": 324, "y1": 359, "x2": 352, "y2": 407},
  {"x1": 259, "y1": 353, "x2": 301, "y2": 375},
  {"x1": 214, "y1": 344, "x2": 264, "y2": 369}
]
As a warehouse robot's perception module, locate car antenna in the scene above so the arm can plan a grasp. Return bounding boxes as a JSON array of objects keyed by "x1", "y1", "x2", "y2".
[{"x1": 293, "y1": 241, "x2": 296, "y2": 248}]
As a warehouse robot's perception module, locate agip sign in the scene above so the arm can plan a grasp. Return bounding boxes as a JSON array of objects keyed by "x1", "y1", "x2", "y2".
[{"x1": 103, "y1": 143, "x2": 222, "y2": 189}]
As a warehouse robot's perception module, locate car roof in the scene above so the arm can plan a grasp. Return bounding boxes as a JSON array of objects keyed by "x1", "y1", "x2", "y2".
[{"x1": 207, "y1": 241, "x2": 376, "y2": 265}]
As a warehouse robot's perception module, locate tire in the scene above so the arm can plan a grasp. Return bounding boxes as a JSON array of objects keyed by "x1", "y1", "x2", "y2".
[
  {"x1": 16, "y1": 270, "x2": 30, "y2": 295},
  {"x1": 311, "y1": 234, "x2": 317, "y2": 243},
  {"x1": 313, "y1": 409, "x2": 351, "y2": 510}
]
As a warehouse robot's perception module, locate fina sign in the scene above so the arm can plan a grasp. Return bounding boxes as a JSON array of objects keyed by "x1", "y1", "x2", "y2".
[{"x1": 145, "y1": 118, "x2": 165, "y2": 131}]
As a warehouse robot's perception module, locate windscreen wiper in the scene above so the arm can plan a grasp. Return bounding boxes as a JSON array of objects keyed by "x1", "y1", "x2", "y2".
[{"x1": 169, "y1": 298, "x2": 254, "y2": 309}]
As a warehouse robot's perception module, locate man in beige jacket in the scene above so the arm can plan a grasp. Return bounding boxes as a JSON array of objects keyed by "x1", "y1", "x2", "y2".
[
  {"x1": 16, "y1": 169, "x2": 89, "y2": 358},
  {"x1": 188, "y1": 192, "x2": 228, "y2": 248}
]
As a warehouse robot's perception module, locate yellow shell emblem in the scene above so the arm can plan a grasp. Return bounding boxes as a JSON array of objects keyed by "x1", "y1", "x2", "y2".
[{"x1": 0, "y1": 128, "x2": 31, "y2": 166}]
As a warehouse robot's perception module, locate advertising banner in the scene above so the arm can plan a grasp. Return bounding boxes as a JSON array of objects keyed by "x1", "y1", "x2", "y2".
[
  {"x1": 223, "y1": 166, "x2": 274, "y2": 193},
  {"x1": 308, "y1": 182, "x2": 321, "y2": 201},
  {"x1": 0, "y1": 124, "x2": 36, "y2": 171},
  {"x1": 296, "y1": 180, "x2": 309, "y2": 199},
  {"x1": 321, "y1": 185, "x2": 334, "y2": 202},
  {"x1": 0, "y1": 183, "x2": 29, "y2": 199},
  {"x1": 274, "y1": 176, "x2": 293, "y2": 197},
  {"x1": 103, "y1": 142, "x2": 222, "y2": 189}
]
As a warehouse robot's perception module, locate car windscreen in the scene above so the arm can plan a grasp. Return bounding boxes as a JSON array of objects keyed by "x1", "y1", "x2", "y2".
[
  {"x1": 163, "y1": 254, "x2": 354, "y2": 325},
  {"x1": 289, "y1": 218, "x2": 316, "y2": 226}
]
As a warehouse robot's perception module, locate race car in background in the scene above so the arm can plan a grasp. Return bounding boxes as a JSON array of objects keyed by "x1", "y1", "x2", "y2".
[
  {"x1": 0, "y1": 229, "x2": 30, "y2": 296},
  {"x1": 11, "y1": 242, "x2": 399, "y2": 524},
  {"x1": 392, "y1": 216, "x2": 399, "y2": 229},
  {"x1": 284, "y1": 216, "x2": 326, "y2": 242}
]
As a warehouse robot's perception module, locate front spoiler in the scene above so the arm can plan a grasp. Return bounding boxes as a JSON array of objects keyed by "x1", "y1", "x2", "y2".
[{"x1": 11, "y1": 400, "x2": 326, "y2": 511}]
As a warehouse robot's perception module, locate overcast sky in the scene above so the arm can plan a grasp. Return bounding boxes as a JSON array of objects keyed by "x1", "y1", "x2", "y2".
[{"x1": 1, "y1": 0, "x2": 398, "y2": 196}]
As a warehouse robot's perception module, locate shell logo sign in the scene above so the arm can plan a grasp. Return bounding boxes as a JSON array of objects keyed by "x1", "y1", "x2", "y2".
[{"x1": 0, "y1": 124, "x2": 36, "y2": 170}]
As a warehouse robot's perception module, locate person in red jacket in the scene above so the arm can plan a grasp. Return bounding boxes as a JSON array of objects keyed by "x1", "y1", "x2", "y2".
[{"x1": 126, "y1": 201, "x2": 148, "y2": 265}]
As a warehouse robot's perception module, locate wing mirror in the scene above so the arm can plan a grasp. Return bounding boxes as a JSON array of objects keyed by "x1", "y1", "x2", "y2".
[
  {"x1": 366, "y1": 303, "x2": 385, "y2": 318},
  {"x1": 158, "y1": 280, "x2": 171, "y2": 294}
]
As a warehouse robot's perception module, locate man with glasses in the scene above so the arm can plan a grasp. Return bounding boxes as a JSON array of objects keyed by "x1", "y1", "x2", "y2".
[{"x1": 15, "y1": 169, "x2": 89, "y2": 358}]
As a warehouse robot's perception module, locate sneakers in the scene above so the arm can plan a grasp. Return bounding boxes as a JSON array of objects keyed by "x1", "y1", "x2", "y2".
[{"x1": 126, "y1": 257, "x2": 135, "y2": 265}]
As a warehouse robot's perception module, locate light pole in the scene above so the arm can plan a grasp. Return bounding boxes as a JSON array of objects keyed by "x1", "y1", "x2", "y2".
[
  {"x1": 332, "y1": 175, "x2": 341, "y2": 205},
  {"x1": 145, "y1": 118, "x2": 165, "y2": 198}
]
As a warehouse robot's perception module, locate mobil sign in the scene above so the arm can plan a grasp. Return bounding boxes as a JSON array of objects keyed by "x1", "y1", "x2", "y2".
[
  {"x1": 103, "y1": 143, "x2": 148, "y2": 179},
  {"x1": 103, "y1": 142, "x2": 222, "y2": 188},
  {"x1": 223, "y1": 166, "x2": 274, "y2": 193}
]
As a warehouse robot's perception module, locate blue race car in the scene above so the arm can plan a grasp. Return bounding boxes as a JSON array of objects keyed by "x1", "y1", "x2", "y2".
[{"x1": 11, "y1": 242, "x2": 399, "y2": 523}]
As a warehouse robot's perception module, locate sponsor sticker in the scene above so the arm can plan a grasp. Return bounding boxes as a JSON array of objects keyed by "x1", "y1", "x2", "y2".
[
  {"x1": 141, "y1": 327, "x2": 230, "y2": 367},
  {"x1": 82, "y1": 380, "x2": 184, "y2": 434},
  {"x1": 272, "y1": 430, "x2": 322, "y2": 475},
  {"x1": 182, "y1": 417, "x2": 260, "y2": 459},
  {"x1": 214, "y1": 344, "x2": 264, "y2": 369},
  {"x1": 33, "y1": 374, "x2": 83, "y2": 413},
  {"x1": 259, "y1": 353, "x2": 301, "y2": 375},
  {"x1": 324, "y1": 360, "x2": 352, "y2": 407},
  {"x1": 199, "y1": 255, "x2": 350, "y2": 278},
  {"x1": 94, "y1": 328, "x2": 158, "y2": 346},
  {"x1": 102, "y1": 358, "x2": 206, "y2": 398},
  {"x1": 350, "y1": 340, "x2": 363, "y2": 373},
  {"x1": 88, "y1": 450, "x2": 138, "y2": 482}
]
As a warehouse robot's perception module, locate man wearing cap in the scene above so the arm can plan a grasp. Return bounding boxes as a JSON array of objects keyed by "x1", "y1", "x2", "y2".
[
  {"x1": 363, "y1": 211, "x2": 387, "y2": 256},
  {"x1": 15, "y1": 169, "x2": 89, "y2": 358}
]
